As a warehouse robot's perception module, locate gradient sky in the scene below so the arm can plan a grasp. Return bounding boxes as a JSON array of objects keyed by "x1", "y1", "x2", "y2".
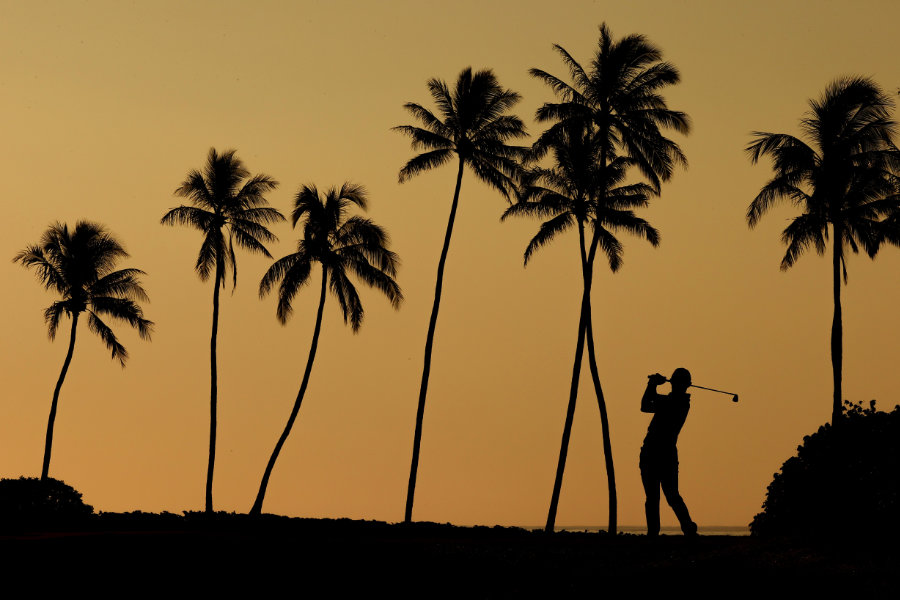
[{"x1": 2, "y1": 0, "x2": 899, "y2": 528}]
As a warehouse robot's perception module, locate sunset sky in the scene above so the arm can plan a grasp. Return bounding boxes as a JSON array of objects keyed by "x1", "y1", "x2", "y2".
[{"x1": 2, "y1": 0, "x2": 899, "y2": 529}]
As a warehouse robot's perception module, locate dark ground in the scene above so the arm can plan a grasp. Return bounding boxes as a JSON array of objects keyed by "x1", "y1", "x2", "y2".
[{"x1": 1, "y1": 514, "x2": 895, "y2": 597}]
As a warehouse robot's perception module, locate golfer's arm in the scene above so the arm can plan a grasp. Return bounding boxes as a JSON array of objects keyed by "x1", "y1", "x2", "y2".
[{"x1": 641, "y1": 385, "x2": 659, "y2": 413}]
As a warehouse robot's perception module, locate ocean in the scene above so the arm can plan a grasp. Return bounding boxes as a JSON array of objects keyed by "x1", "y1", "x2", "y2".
[{"x1": 545, "y1": 525, "x2": 750, "y2": 536}]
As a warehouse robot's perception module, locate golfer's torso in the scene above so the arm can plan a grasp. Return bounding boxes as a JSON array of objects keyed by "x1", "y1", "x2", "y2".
[{"x1": 642, "y1": 395, "x2": 690, "y2": 451}]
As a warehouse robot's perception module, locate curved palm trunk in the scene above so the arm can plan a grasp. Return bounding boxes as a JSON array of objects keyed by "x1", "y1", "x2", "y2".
[
  {"x1": 584, "y1": 314, "x2": 617, "y2": 534},
  {"x1": 250, "y1": 270, "x2": 328, "y2": 515},
  {"x1": 405, "y1": 157, "x2": 466, "y2": 523},
  {"x1": 206, "y1": 261, "x2": 223, "y2": 513},
  {"x1": 583, "y1": 229, "x2": 618, "y2": 534},
  {"x1": 831, "y1": 228, "x2": 843, "y2": 425},
  {"x1": 546, "y1": 221, "x2": 591, "y2": 532},
  {"x1": 41, "y1": 314, "x2": 79, "y2": 481}
]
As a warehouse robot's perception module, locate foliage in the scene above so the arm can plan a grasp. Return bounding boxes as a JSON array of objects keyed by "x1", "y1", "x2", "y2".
[
  {"x1": 747, "y1": 77, "x2": 900, "y2": 271},
  {"x1": 504, "y1": 125, "x2": 659, "y2": 269},
  {"x1": 0, "y1": 477, "x2": 93, "y2": 528},
  {"x1": 259, "y1": 182, "x2": 403, "y2": 329},
  {"x1": 161, "y1": 147, "x2": 282, "y2": 513},
  {"x1": 394, "y1": 66, "x2": 528, "y2": 196},
  {"x1": 515, "y1": 22, "x2": 686, "y2": 535},
  {"x1": 13, "y1": 221, "x2": 153, "y2": 365},
  {"x1": 747, "y1": 77, "x2": 900, "y2": 425},
  {"x1": 395, "y1": 67, "x2": 526, "y2": 523},
  {"x1": 751, "y1": 400, "x2": 900, "y2": 538},
  {"x1": 161, "y1": 147, "x2": 283, "y2": 289},
  {"x1": 250, "y1": 182, "x2": 402, "y2": 515},
  {"x1": 529, "y1": 23, "x2": 689, "y2": 193}
]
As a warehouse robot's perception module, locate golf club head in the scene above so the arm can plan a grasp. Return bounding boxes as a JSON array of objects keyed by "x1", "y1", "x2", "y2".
[{"x1": 732, "y1": 394, "x2": 739, "y2": 403}]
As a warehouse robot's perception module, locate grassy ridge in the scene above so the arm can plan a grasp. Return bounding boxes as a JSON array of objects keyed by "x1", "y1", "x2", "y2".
[{"x1": 2, "y1": 513, "x2": 895, "y2": 596}]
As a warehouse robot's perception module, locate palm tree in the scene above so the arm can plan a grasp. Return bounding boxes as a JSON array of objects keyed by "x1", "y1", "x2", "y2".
[
  {"x1": 505, "y1": 125, "x2": 658, "y2": 534},
  {"x1": 747, "y1": 77, "x2": 900, "y2": 425},
  {"x1": 249, "y1": 183, "x2": 402, "y2": 515},
  {"x1": 528, "y1": 23, "x2": 689, "y2": 533},
  {"x1": 161, "y1": 147, "x2": 282, "y2": 513},
  {"x1": 394, "y1": 67, "x2": 528, "y2": 522},
  {"x1": 13, "y1": 221, "x2": 153, "y2": 481}
]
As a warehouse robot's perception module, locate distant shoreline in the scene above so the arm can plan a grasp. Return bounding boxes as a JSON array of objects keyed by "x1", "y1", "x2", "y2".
[{"x1": 535, "y1": 524, "x2": 750, "y2": 535}]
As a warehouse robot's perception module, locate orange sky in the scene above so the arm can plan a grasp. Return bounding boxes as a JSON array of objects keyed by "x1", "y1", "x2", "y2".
[{"x1": 2, "y1": 0, "x2": 899, "y2": 528}]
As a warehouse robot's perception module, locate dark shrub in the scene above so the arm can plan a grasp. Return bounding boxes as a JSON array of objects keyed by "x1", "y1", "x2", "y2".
[
  {"x1": 751, "y1": 400, "x2": 900, "y2": 538},
  {"x1": 0, "y1": 476, "x2": 94, "y2": 530}
]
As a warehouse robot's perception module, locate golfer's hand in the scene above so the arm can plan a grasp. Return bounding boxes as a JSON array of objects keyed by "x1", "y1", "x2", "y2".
[{"x1": 648, "y1": 373, "x2": 667, "y2": 386}]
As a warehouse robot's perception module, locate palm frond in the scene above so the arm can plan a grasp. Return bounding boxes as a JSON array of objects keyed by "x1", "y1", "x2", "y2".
[
  {"x1": 398, "y1": 149, "x2": 455, "y2": 183},
  {"x1": 160, "y1": 205, "x2": 217, "y2": 230},
  {"x1": 13, "y1": 245, "x2": 67, "y2": 295},
  {"x1": 523, "y1": 212, "x2": 575, "y2": 265},
  {"x1": 274, "y1": 254, "x2": 315, "y2": 324},
  {"x1": 780, "y1": 213, "x2": 827, "y2": 270},
  {"x1": 90, "y1": 296, "x2": 153, "y2": 340},
  {"x1": 397, "y1": 104, "x2": 454, "y2": 140},
  {"x1": 43, "y1": 301, "x2": 68, "y2": 340},
  {"x1": 230, "y1": 221, "x2": 276, "y2": 258},
  {"x1": 90, "y1": 268, "x2": 150, "y2": 302},
  {"x1": 329, "y1": 267, "x2": 364, "y2": 332},
  {"x1": 87, "y1": 311, "x2": 128, "y2": 367},
  {"x1": 592, "y1": 225, "x2": 625, "y2": 272}
]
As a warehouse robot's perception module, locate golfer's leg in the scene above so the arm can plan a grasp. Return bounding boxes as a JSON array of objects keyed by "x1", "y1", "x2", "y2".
[
  {"x1": 640, "y1": 454, "x2": 660, "y2": 536},
  {"x1": 661, "y1": 452, "x2": 696, "y2": 535}
]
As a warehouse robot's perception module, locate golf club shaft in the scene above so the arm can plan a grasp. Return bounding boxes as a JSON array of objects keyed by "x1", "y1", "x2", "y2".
[
  {"x1": 687, "y1": 383, "x2": 735, "y2": 396},
  {"x1": 651, "y1": 374, "x2": 738, "y2": 401}
]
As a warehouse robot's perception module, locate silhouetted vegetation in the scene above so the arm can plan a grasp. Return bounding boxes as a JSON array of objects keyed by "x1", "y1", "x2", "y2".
[
  {"x1": 747, "y1": 78, "x2": 900, "y2": 425},
  {"x1": 521, "y1": 22, "x2": 688, "y2": 534},
  {"x1": 249, "y1": 183, "x2": 402, "y2": 515},
  {"x1": 161, "y1": 148, "x2": 283, "y2": 513},
  {"x1": 7, "y1": 21, "x2": 900, "y2": 557},
  {"x1": 0, "y1": 477, "x2": 93, "y2": 530},
  {"x1": 1, "y1": 513, "x2": 896, "y2": 595},
  {"x1": 394, "y1": 67, "x2": 528, "y2": 523},
  {"x1": 13, "y1": 222, "x2": 153, "y2": 480},
  {"x1": 751, "y1": 400, "x2": 900, "y2": 539}
]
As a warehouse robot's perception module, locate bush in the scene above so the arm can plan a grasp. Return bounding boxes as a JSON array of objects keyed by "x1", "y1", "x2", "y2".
[
  {"x1": 751, "y1": 400, "x2": 900, "y2": 538},
  {"x1": 0, "y1": 476, "x2": 94, "y2": 530}
]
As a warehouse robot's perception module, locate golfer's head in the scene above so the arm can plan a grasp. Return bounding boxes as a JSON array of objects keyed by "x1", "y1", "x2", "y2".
[{"x1": 670, "y1": 367, "x2": 692, "y2": 392}]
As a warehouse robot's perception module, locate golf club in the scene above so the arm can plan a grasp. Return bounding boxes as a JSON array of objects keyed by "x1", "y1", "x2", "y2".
[
  {"x1": 651, "y1": 374, "x2": 739, "y2": 402},
  {"x1": 683, "y1": 383, "x2": 739, "y2": 403}
]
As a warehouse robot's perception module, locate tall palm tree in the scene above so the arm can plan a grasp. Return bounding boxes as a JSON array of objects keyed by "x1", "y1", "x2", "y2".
[
  {"x1": 161, "y1": 147, "x2": 282, "y2": 513},
  {"x1": 747, "y1": 77, "x2": 900, "y2": 425},
  {"x1": 394, "y1": 67, "x2": 528, "y2": 522},
  {"x1": 528, "y1": 23, "x2": 689, "y2": 533},
  {"x1": 505, "y1": 125, "x2": 658, "y2": 534},
  {"x1": 14, "y1": 221, "x2": 153, "y2": 481},
  {"x1": 249, "y1": 183, "x2": 402, "y2": 515}
]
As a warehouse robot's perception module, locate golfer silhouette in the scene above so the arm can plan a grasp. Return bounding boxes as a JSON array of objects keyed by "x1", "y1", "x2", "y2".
[{"x1": 640, "y1": 368, "x2": 698, "y2": 537}]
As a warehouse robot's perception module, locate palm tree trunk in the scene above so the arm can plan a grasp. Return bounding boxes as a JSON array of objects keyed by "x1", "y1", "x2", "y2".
[
  {"x1": 206, "y1": 262, "x2": 223, "y2": 513},
  {"x1": 583, "y1": 228, "x2": 617, "y2": 535},
  {"x1": 584, "y1": 314, "x2": 617, "y2": 534},
  {"x1": 831, "y1": 229, "x2": 843, "y2": 425},
  {"x1": 405, "y1": 157, "x2": 465, "y2": 523},
  {"x1": 41, "y1": 314, "x2": 79, "y2": 481},
  {"x1": 546, "y1": 220, "x2": 590, "y2": 532},
  {"x1": 250, "y1": 270, "x2": 328, "y2": 515}
]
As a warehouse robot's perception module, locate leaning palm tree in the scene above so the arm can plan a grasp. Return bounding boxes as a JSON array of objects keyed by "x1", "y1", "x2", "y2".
[
  {"x1": 505, "y1": 124, "x2": 658, "y2": 534},
  {"x1": 747, "y1": 77, "x2": 900, "y2": 425},
  {"x1": 14, "y1": 221, "x2": 153, "y2": 481},
  {"x1": 394, "y1": 67, "x2": 528, "y2": 522},
  {"x1": 249, "y1": 183, "x2": 402, "y2": 515},
  {"x1": 528, "y1": 23, "x2": 689, "y2": 533},
  {"x1": 161, "y1": 147, "x2": 282, "y2": 513}
]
